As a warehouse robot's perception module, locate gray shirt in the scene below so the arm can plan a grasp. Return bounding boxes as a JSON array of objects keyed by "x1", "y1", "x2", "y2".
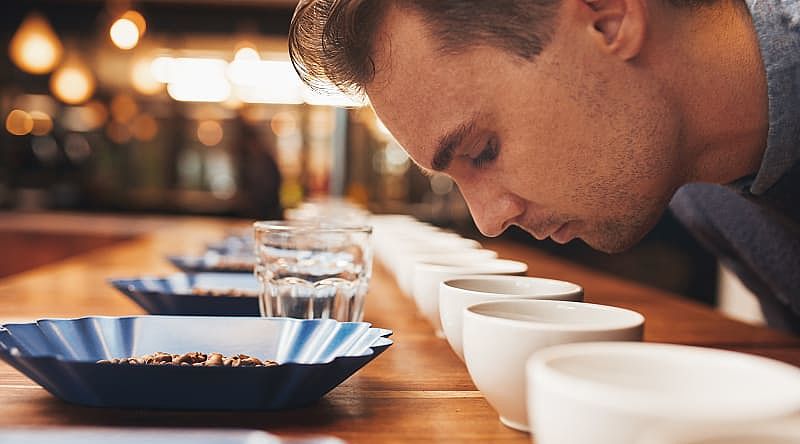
[{"x1": 669, "y1": 0, "x2": 800, "y2": 333}]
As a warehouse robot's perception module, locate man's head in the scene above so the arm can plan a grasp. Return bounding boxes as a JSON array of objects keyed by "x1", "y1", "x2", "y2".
[{"x1": 289, "y1": 0, "x2": 728, "y2": 253}]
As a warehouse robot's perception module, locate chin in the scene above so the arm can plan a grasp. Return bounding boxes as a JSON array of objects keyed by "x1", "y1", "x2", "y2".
[{"x1": 581, "y1": 225, "x2": 651, "y2": 254}]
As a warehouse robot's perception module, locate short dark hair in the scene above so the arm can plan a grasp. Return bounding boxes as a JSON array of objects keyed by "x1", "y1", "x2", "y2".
[{"x1": 288, "y1": 0, "x2": 561, "y2": 98}]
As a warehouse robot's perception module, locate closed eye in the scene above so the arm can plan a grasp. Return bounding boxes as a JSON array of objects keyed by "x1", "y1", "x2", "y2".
[{"x1": 471, "y1": 136, "x2": 500, "y2": 169}]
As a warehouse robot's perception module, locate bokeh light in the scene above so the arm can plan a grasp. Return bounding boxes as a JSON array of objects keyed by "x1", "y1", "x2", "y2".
[
  {"x1": 132, "y1": 114, "x2": 158, "y2": 141},
  {"x1": 50, "y1": 58, "x2": 95, "y2": 105},
  {"x1": 110, "y1": 94, "x2": 139, "y2": 123},
  {"x1": 149, "y1": 56, "x2": 172, "y2": 83},
  {"x1": 8, "y1": 13, "x2": 63, "y2": 75},
  {"x1": 109, "y1": 17, "x2": 140, "y2": 50},
  {"x1": 131, "y1": 58, "x2": 163, "y2": 95},
  {"x1": 197, "y1": 120, "x2": 224, "y2": 147},
  {"x1": 29, "y1": 111, "x2": 53, "y2": 136},
  {"x1": 122, "y1": 11, "x2": 147, "y2": 34},
  {"x1": 5, "y1": 110, "x2": 34, "y2": 136},
  {"x1": 234, "y1": 46, "x2": 260, "y2": 61},
  {"x1": 62, "y1": 101, "x2": 108, "y2": 132},
  {"x1": 270, "y1": 111, "x2": 299, "y2": 137},
  {"x1": 165, "y1": 58, "x2": 231, "y2": 102}
]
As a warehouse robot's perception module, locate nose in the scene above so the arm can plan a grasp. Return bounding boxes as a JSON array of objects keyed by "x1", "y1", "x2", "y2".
[{"x1": 457, "y1": 180, "x2": 525, "y2": 237}]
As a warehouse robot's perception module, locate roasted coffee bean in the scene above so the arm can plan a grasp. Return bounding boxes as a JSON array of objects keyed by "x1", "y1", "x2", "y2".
[
  {"x1": 206, "y1": 353, "x2": 223, "y2": 366},
  {"x1": 97, "y1": 352, "x2": 279, "y2": 367}
]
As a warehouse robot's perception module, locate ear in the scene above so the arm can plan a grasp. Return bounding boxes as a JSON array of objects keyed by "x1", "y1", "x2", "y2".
[{"x1": 583, "y1": 0, "x2": 648, "y2": 60}]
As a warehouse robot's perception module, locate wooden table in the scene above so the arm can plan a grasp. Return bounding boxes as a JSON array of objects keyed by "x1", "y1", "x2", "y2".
[{"x1": 0, "y1": 212, "x2": 798, "y2": 443}]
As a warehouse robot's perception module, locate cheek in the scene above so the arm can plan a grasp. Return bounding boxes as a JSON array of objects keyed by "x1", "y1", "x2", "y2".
[
  {"x1": 495, "y1": 100, "x2": 603, "y2": 204},
  {"x1": 570, "y1": 89, "x2": 683, "y2": 215},
  {"x1": 497, "y1": 79, "x2": 682, "y2": 214}
]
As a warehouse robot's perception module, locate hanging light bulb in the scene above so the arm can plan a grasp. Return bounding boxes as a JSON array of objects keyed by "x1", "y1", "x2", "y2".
[
  {"x1": 50, "y1": 54, "x2": 96, "y2": 105},
  {"x1": 9, "y1": 13, "x2": 63, "y2": 75},
  {"x1": 110, "y1": 10, "x2": 146, "y2": 50}
]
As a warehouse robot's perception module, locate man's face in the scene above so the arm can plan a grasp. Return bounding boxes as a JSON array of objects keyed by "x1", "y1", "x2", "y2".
[{"x1": 366, "y1": 4, "x2": 687, "y2": 253}]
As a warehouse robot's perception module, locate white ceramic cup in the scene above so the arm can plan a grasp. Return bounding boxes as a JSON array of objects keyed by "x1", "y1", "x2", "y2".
[
  {"x1": 413, "y1": 259, "x2": 529, "y2": 336},
  {"x1": 527, "y1": 342, "x2": 800, "y2": 444},
  {"x1": 396, "y1": 250, "x2": 499, "y2": 296},
  {"x1": 377, "y1": 234, "x2": 481, "y2": 274},
  {"x1": 636, "y1": 417, "x2": 800, "y2": 444},
  {"x1": 440, "y1": 275, "x2": 584, "y2": 361},
  {"x1": 463, "y1": 299, "x2": 644, "y2": 432}
]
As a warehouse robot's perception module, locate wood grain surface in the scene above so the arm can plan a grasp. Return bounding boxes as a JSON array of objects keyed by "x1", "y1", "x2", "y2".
[{"x1": 0, "y1": 212, "x2": 797, "y2": 443}]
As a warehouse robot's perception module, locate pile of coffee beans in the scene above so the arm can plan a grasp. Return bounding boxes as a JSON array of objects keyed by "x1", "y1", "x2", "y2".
[
  {"x1": 97, "y1": 352, "x2": 279, "y2": 367},
  {"x1": 190, "y1": 288, "x2": 258, "y2": 297},
  {"x1": 213, "y1": 258, "x2": 253, "y2": 272}
]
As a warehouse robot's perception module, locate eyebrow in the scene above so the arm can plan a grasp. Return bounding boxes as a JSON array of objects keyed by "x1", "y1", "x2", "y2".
[{"x1": 431, "y1": 117, "x2": 478, "y2": 171}]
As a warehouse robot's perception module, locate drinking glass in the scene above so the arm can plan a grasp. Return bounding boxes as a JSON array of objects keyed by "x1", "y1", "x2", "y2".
[{"x1": 254, "y1": 221, "x2": 373, "y2": 322}]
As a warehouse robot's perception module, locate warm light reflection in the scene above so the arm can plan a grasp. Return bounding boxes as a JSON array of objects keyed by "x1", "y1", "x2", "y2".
[
  {"x1": 131, "y1": 58, "x2": 162, "y2": 95},
  {"x1": 229, "y1": 60, "x2": 304, "y2": 104},
  {"x1": 149, "y1": 56, "x2": 364, "y2": 106},
  {"x1": 197, "y1": 120, "x2": 224, "y2": 146},
  {"x1": 6, "y1": 110, "x2": 34, "y2": 136},
  {"x1": 150, "y1": 56, "x2": 172, "y2": 83},
  {"x1": 166, "y1": 58, "x2": 231, "y2": 102},
  {"x1": 50, "y1": 57, "x2": 95, "y2": 105},
  {"x1": 234, "y1": 46, "x2": 260, "y2": 61},
  {"x1": 29, "y1": 111, "x2": 53, "y2": 136},
  {"x1": 122, "y1": 11, "x2": 147, "y2": 34},
  {"x1": 222, "y1": 97, "x2": 244, "y2": 110},
  {"x1": 228, "y1": 59, "x2": 289, "y2": 87},
  {"x1": 374, "y1": 118, "x2": 391, "y2": 136},
  {"x1": 132, "y1": 114, "x2": 158, "y2": 141},
  {"x1": 302, "y1": 87, "x2": 363, "y2": 107},
  {"x1": 9, "y1": 13, "x2": 63, "y2": 75},
  {"x1": 110, "y1": 17, "x2": 140, "y2": 50},
  {"x1": 110, "y1": 94, "x2": 138, "y2": 123},
  {"x1": 62, "y1": 101, "x2": 107, "y2": 132},
  {"x1": 270, "y1": 111, "x2": 299, "y2": 137},
  {"x1": 106, "y1": 121, "x2": 132, "y2": 144}
]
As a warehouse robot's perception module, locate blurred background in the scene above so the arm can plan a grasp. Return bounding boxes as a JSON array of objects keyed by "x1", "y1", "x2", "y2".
[{"x1": 1, "y1": 0, "x2": 728, "y2": 313}]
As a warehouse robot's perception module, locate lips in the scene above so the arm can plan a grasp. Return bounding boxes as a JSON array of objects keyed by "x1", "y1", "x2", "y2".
[
  {"x1": 513, "y1": 217, "x2": 576, "y2": 243},
  {"x1": 550, "y1": 222, "x2": 575, "y2": 244},
  {"x1": 518, "y1": 222, "x2": 563, "y2": 241}
]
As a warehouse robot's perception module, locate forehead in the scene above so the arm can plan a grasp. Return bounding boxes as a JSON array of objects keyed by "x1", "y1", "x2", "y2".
[{"x1": 365, "y1": 8, "x2": 491, "y2": 166}]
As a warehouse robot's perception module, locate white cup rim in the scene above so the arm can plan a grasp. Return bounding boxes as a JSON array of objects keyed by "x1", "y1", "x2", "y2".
[
  {"x1": 527, "y1": 341, "x2": 800, "y2": 420},
  {"x1": 417, "y1": 258, "x2": 528, "y2": 273},
  {"x1": 442, "y1": 275, "x2": 582, "y2": 298},
  {"x1": 465, "y1": 299, "x2": 644, "y2": 332},
  {"x1": 638, "y1": 417, "x2": 800, "y2": 444},
  {"x1": 408, "y1": 250, "x2": 498, "y2": 261}
]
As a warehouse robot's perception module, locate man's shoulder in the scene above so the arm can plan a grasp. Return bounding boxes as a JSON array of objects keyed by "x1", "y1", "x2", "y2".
[{"x1": 779, "y1": 0, "x2": 800, "y2": 29}]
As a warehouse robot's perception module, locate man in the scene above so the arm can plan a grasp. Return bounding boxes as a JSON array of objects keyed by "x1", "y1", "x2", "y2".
[{"x1": 288, "y1": 0, "x2": 800, "y2": 332}]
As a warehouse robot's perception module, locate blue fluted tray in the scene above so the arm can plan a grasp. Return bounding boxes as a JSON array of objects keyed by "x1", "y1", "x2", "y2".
[
  {"x1": 168, "y1": 253, "x2": 254, "y2": 273},
  {"x1": 0, "y1": 316, "x2": 392, "y2": 410},
  {"x1": 206, "y1": 234, "x2": 254, "y2": 256},
  {"x1": 110, "y1": 273, "x2": 260, "y2": 316},
  {"x1": 0, "y1": 428, "x2": 345, "y2": 444}
]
